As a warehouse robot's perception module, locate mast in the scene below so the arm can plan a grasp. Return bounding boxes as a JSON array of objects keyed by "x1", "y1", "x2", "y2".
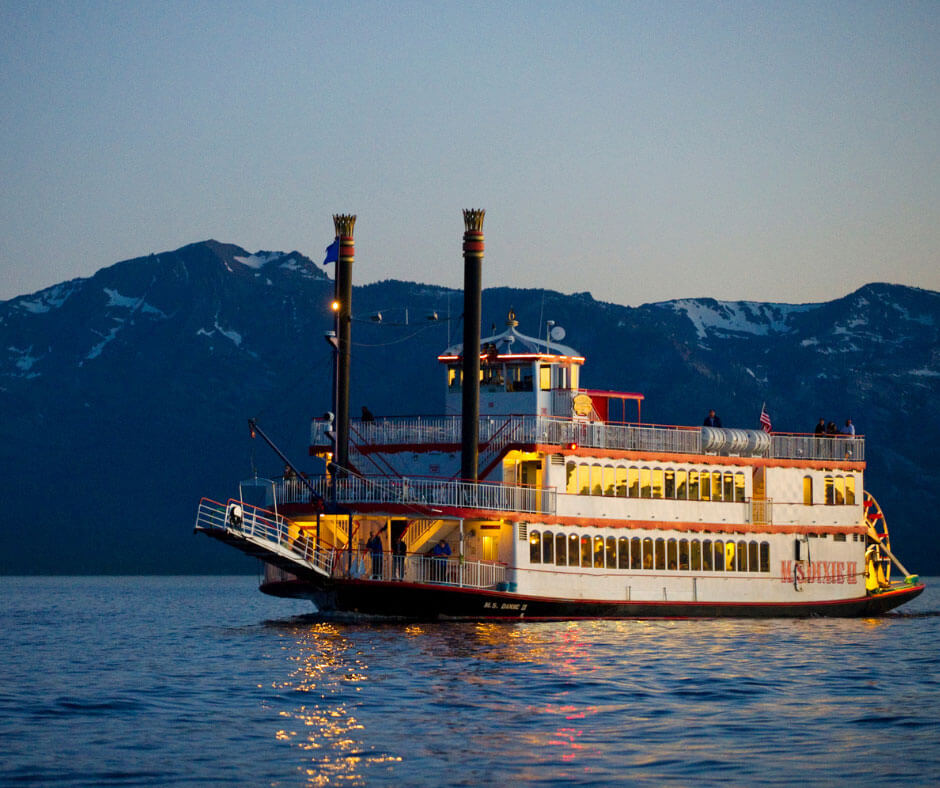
[
  {"x1": 461, "y1": 209, "x2": 485, "y2": 481},
  {"x1": 333, "y1": 213, "x2": 356, "y2": 475}
]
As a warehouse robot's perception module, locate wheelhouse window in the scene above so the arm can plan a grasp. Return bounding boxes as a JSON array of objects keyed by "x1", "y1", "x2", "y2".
[{"x1": 529, "y1": 531, "x2": 541, "y2": 563}]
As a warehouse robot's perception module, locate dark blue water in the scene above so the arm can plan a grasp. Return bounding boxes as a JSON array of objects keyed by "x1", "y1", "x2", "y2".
[{"x1": 2, "y1": 576, "x2": 939, "y2": 786}]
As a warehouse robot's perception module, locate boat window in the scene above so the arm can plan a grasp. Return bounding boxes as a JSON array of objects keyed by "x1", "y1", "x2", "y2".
[
  {"x1": 666, "y1": 538, "x2": 678, "y2": 570},
  {"x1": 628, "y1": 467, "x2": 640, "y2": 498},
  {"x1": 542, "y1": 530, "x2": 554, "y2": 564},
  {"x1": 540, "y1": 365, "x2": 552, "y2": 391},
  {"x1": 759, "y1": 541, "x2": 770, "y2": 572},
  {"x1": 713, "y1": 540, "x2": 724, "y2": 571},
  {"x1": 701, "y1": 471, "x2": 711, "y2": 501},
  {"x1": 712, "y1": 471, "x2": 723, "y2": 502},
  {"x1": 605, "y1": 536, "x2": 617, "y2": 568},
  {"x1": 578, "y1": 464, "x2": 590, "y2": 495},
  {"x1": 448, "y1": 366, "x2": 461, "y2": 389},
  {"x1": 655, "y1": 538, "x2": 666, "y2": 570},
  {"x1": 642, "y1": 537, "x2": 654, "y2": 569},
  {"x1": 834, "y1": 476, "x2": 845, "y2": 506},
  {"x1": 640, "y1": 468, "x2": 652, "y2": 498},
  {"x1": 803, "y1": 475, "x2": 813, "y2": 506},
  {"x1": 591, "y1": 463, "x2": 603, "y2": 496},
  {"x1": 555, "y1": 532, "x2": 567, "y2": 566},
  {"x1": 748, "y1": 541, "x2": 759, "y2": 572},
  {"x1": 615, "y1": 467, "x2": 627, "y2": 497},
  {"x1": 824, "y1": 476, "x2": 834, "y2": 505},
  {"x1": 568, "y1": 534, "x2": 580, "y2": 567},
  {"x1": 529, "y1": 531, "x2": 541, "y2": 563},
  {"x1": 703, "y1": 539, "x2": 714, "y2": 571},
  {"x1": 664, "y1": 469, "x2": 675, "y2": 498},
  {"x1": 676, "y1": 469, "x2": 688, "y2": 499},
  {"x1": 679, "y1": 539, "x2": 690, "y2": 571},
  {"x1": 723, "y1": 473, "x2": 734, "y2": 501},
  {"x1": 580, "y1": 535, "x2": 592, "y2": 567},
  {"x1": 593, "y1": 536, "x2": 605, "y2": 568},
  {"x1": 845, "y1": 476, "x2": 855, "y2": 505},
  {"x1": 737, "y1": 540, "x2": 748, "y2": 572},
  {"x1": 690, "y1": 539, "x2": 701, "y2": 571},
  {"x1": 689, "y1": 470, "x2": 700, "y2": 500},
  {"x1": 603, "y1": 465, "x2": 615, "y2": 496},
  {"x1": 652, "y1": 469, "x2": 664, "y2": 499},
  {"x1": 618, "y1": 537, "x2": 630, "y2": 569},
  {"x1": 725, "y1": 541, "x2": 736, "y2": 571},
  {"x1": 570, "y1": 366, "x2": 579, "y2": 390},
  {"x1": 631, "y1": 537, "x2": 642, "y2": 569},
  {"x1": 734, "y1": 472, "x2": 746, "y2": 502}
]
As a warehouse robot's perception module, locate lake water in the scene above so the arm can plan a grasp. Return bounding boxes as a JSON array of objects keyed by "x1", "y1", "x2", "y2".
[{"x1": 2, "y1": 575, "x2": 939, "y2": 786}]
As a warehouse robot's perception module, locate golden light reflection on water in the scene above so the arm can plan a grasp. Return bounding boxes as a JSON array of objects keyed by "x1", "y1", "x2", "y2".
[{"x1": 263, "y1": 621, "x2": 401, "y2": 786}]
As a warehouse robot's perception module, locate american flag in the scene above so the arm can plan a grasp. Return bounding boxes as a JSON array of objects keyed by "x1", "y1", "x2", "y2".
[{"x1": 759, "y1": 404, "x2": 772, "y2": 433}]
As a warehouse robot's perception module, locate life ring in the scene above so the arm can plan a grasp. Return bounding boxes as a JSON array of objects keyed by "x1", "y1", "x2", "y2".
[{"x1": 227, "y1": 503, "x2": 243, "y2": 528}]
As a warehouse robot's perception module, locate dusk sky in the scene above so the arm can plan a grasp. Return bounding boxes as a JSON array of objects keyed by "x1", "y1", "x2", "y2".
[{"x1": 1, "y1": 1, "x2": 937, "y2": 307}]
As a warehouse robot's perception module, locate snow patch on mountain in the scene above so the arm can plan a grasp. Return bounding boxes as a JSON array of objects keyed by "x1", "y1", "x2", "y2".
[
  {"x1": 16, "y1": 282, "x2": 77, "y2": 314},
  {"x1": 659, "y1": 299, "x2": 819, "y2": 340},
  {"x1": 85, "y1": 321, "x2": 123, "y2": 362},
  {"x1": 8, "y1": 345, "x2": 42, "y2": 377},
  {"x1": 234, "y1": 252, "x2": 284, "y2": 270},
  {"x1": 104, "y1": 288, "x2": 166, "y2": 318},
  {"x1": 197, "y1": 319, "x2": 242, "y2": 347}
]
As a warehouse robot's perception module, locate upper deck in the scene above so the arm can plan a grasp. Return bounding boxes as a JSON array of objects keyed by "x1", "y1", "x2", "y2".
[{"x1": 314, "y1": 413, "x2": 864, "y2": 465}]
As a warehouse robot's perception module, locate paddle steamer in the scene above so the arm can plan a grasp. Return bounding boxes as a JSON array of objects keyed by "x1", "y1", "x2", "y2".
[{"x1": 195, "y1": 211, "x2": 924, "y2": 618}]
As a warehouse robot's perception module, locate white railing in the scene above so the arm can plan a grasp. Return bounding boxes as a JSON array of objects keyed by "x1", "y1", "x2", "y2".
[
  {"x1": 313, "y1": 414, "x2": 865, "y2": 463},
  {"x1": 274, "y1": 475, "x2": 556, "y2": 515},
  {"x1": 195, "y1": 498, "x2": 333, "y2": 575},
  {"x1": 335, "y1": 550, "x2": 506, "y2": 589}
]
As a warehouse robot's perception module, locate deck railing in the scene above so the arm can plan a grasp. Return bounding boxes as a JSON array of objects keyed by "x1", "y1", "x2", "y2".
[
  {"x1": 195, "y1": 498, "x2": 334, "y2": 575},
  {"x1": 274, "y1": 475, "x2": 556, "y2": 515},
  {"x1": 336, "y1": 550, "x2": 506, "y2": 589},
  {"x1": 315, "y1": 414, "x2": 865, "y2": 463}
]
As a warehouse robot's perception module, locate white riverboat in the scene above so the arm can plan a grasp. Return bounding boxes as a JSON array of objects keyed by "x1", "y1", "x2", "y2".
[{"x1": 195, "y1": 213, "x2": 923, "y2": 618}]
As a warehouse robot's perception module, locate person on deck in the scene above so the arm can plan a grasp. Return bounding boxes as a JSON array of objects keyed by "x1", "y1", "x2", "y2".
[
  {"x1": 814, "y1": 418, "x2": 826, "y2": 436},
  {"x1": 430, "y1": 539, "x2": 451, "y2": 581},
  {"x1": 366, "y1": 532, "x2": 383, "y2": 579},
  {"x1": 703, "y1": 409, "x2": 722, "y2": 428}
]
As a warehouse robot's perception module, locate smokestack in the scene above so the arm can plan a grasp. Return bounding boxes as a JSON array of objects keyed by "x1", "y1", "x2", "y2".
[
  {"x1": 333, "y1": 213, "x2": 356, "y2": 475},
  {"x1": 461, "y1": 209, "x2": 485, "y2": 481}
]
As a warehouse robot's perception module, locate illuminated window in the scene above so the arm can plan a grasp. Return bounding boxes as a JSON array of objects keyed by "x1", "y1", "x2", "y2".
[
  {"x1": 578, "y1": 464, "x2": 590, "y2": 496},
  {"x1": 652, "y1": 469, "x2": 664, "y2": 499},
  {"x1": 824, "y1": 476, "x2": 834, "y2": 505},
  {"x1": 628, "y1": 467, "x2": 640, "y2": 498},
  {"x1": 593, "y1": 536, "x2": 605, "y2": 568},
  {"x1": 655, "y1": 538, "x2": 666, "y2": 570},
  {"x1": 570, "y1": 366, "x2": 579, "y2": 390},
  {"x1": 737, "y1": 540, "x2": 748, "y2": 572},
  {"x1": 748, "y1": 541, "x2": 759, "y2": 572},
  {"x1": 631, "y1": 537, "x2": 642, "y2": 569},
  {"x1": 712, "y1": 471, "x2": 723, "y2": 501},
  {"x1": 667, "y1": 538, "x2": 678, "y2": 570},
  {"x1": 605, "y1": 536, "x2": 617, "y2": 568},
  {"x1": 713, "y1": 540, "x2": 724, "y2": 571},
  {"x1": 555, "y1": 533, "x2": 567, "y2": 566},
  {"x1": 591, "y1": 464, "x2": 603, "y2": 496},
  {"x1": 618, "y1": 537, "x2": 630, "y2": 569},
  {"x1": 726, "y1": 541, "x2": 737, "y2": 571},
  {"x1": 703, "y1": 539, "x2": 714, "y2": 571},
  {"x1": 759, "y1": 541, "x2": 770, "y2": 572},
  {"x1": 803, "y1": 476, "x2": 813, "y2": 506},
  {"x1": 643, "y1": 537, "x2": 654, "y2": 569},
  {"x1": 539, "y1": 365, "x2": 552, "y2": 391},
  {"x1": 845, "y1": 476, "x2": 855, "y2": 505},
  {"x1": 580, "y1": 535, "x2": 592, "y2": 567},
  {"x1": 530, "y1": 531, "x2": 541, "y2": 563},
  {"x1": 679, "y1": 539, "x2": 689, "y2": 571},
  {"x1": 542, "y1": 530, "x2": 554, "y2": 564},
  {"x1": 640, "y1": 468, "x2": 652, "y2": 499},
  {"x1": 603, "y1": 465, "x2": 615, "y2": 496},
  {"x1": 689, "y1": 470, "x2": 700, "y2": 500},
  {"x1": 734, "y1": 472, "x2": 746, "y2": 502},
  {"x1": 676, "y1": 469, "x2": 688, "y2": 499},
  {"x1": 615, "y1": 467, "x2": 627, "y2": 497},
  {"x1": 701, "y1": 471, "x2": 711, "y2": 501},
  {"x1": 690, "y1": 539, "x2": 701, "y2": 571},
  {"x1": 566, "y1": 462, "x2": 578, "y2": 494},
  {"x1": 834, "y1": 476, "x2": 845, "y2": 506},
  {"x1": 723, "y1": 473, "x2": 734, "y2": 501},
  {"x1": 568, "y1": 534, "x2": 579, "y2": 567},
  {"x1": 448, "y1": 366, "x2": 461, "y2": 389},
  {"x1": 664, "y1": 469, "x2": 676, "y2": 498}
]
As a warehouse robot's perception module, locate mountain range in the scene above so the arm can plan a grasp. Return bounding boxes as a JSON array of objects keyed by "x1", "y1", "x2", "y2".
[{"x1": 2, "y1": 241, "x2": 938, "y2": 575}]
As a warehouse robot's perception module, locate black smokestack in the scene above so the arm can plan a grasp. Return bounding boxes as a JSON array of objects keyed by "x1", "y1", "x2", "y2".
[{"x1": 461, "y1": 209, "x2": 485, "y2": 481}]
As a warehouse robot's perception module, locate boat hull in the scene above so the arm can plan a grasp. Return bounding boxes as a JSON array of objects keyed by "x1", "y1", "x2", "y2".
[{"x1": 260, "y1": 576, "x2": 925, "y2": 620}]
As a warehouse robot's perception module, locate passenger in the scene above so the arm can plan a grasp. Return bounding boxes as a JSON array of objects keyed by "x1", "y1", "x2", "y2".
[
  {"x1": 366, "y1": 532, "x2": 383, "y2": 579},
  {"x1": 361, "y1": 405, "x2": 374, "y2": 422},
  {"x1": 843, "y1": 418, "x2": 855, "y2": 436},
  {"x1": 430, "y1": 539, "x2": 451, "y2": 581},
  {"x1": 826, "y1": 421, "x2": 838, "y2": 435},
  {"x1": 393, "y1": 534, "x2": 407, "y2": 580},
  {"x1": 814, "y1": 418, "x2": 826, "y2": 436},
  {"x1": 703, "y1": 409, "x2": 722, "y2": 428}
]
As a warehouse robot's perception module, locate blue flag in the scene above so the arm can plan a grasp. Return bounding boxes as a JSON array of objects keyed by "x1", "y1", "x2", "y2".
[{"x1": 323, "y1": 238, "x2": 339, "y2": 265}]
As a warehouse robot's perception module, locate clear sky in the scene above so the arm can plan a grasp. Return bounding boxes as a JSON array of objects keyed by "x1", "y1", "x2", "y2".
[{"x1": 1, "y1": 1, "x2": 937, "y2": 306}]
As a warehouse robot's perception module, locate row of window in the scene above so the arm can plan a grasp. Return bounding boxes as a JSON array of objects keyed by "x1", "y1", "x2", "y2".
[
  {"x1": 566, "y1": 462, "x2": 747, "y2": 502},
  {"x1": 528, "y1": 530, "x2": 772, "y2": 573},
  {"x1": 809, "y1": 475, "x2": 856, "y2": 506}
]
